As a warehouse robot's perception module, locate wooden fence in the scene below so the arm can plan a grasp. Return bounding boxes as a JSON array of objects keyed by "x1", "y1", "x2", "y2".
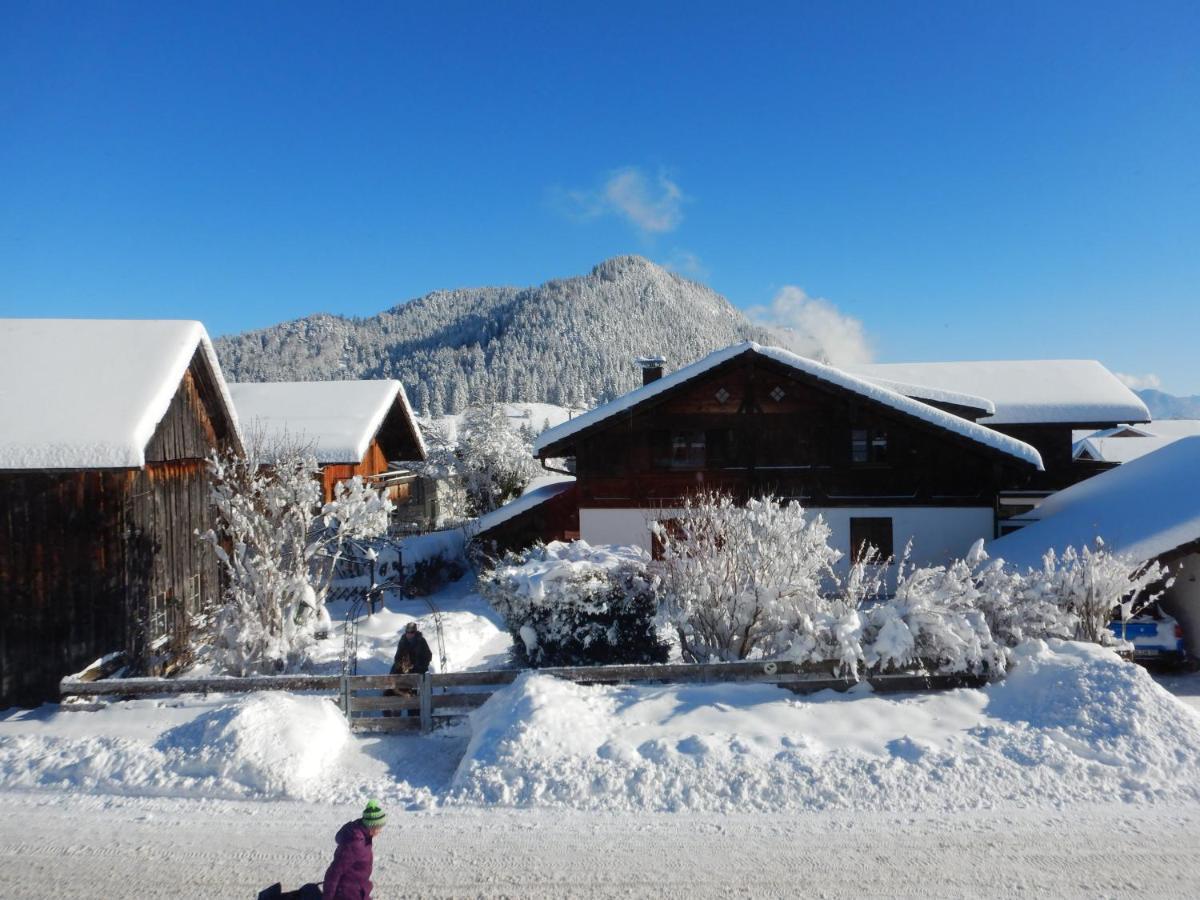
[{"x1": 62, "y1": 660, "x2": 987, "y2": 734}]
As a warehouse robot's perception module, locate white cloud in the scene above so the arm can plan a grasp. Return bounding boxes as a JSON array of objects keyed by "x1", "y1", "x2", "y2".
[
  {"x1": 1115, "y1": 371, "x2": 1162, "y2": 391},
  {"x1": 559, "y1": 167, "x2": 686, "y2": 234},
  {"x1": 748, "y1": 286, "x2": 873, "y2": 366},
  {"x1": 662, "y1": 250, "x2": 709, "y2": 279}
]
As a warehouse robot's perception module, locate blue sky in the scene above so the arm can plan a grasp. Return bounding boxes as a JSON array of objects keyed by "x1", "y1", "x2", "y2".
[{"x1": 2, "y1": 2, "x2": 1198, "y2": 392}]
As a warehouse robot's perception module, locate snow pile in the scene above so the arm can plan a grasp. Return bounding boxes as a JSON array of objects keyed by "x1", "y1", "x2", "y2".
[
  {"x1": 450, "y1": 641, "x2": 1200, "y2": 813},
  {"x1": 0, "y1": 693, "x2": 349, "y2": 801}
]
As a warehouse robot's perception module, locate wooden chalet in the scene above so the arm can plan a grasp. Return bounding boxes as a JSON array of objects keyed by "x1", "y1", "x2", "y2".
[
  {"x1": 533, "y1": 342, "x2": 1045, "y2": 570},
  {"x1": 0, "y1": 319, "x2": 243, "y2": 707},
  {"x1": 226, "y1": 380, "x2": 426, "y2": 504}
]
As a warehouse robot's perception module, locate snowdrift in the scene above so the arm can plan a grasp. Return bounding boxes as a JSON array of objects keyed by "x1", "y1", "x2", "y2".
[
  {"x1": 0, "y1": 692, "x2": 349, "y2": 801},
  {"x1": 449, "y1": 640, "x2": 1200, "y2": 813}
]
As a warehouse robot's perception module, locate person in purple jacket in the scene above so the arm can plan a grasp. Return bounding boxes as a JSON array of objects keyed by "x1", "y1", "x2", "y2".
[{"x1": 322, "y1": 799, "x2": 386, "y2": 900}]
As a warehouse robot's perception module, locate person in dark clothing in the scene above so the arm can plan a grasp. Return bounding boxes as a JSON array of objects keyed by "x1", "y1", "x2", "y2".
[
  {"x1": 392, "y1": 621, "x2": 433, "y2": 675},
  {"x1": 322, "y1": 799, "x2": 386, "y2": 900}
]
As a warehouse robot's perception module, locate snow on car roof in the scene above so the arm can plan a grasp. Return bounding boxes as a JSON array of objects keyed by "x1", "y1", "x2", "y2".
[
  {"x1": 228, "y1": 379, "x2": 425, "y2": 464},
  {"x1": 0, "y1": 318, "x2": 241, "y2": 470},
  {"x1": 534, "y1": 342, "x2": 1043, "y2": 469},
  {"x1": 989, "y1": 436, "x2": 1200, "y2": 567},
  {"x1": 845, "y1": 359, "x2": 1150, "y2": 426}
]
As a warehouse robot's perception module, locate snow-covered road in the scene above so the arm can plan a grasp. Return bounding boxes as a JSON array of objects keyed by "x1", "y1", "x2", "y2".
[{"x1": 0, "y1": 790, "x2": 1194, "y2": 899}]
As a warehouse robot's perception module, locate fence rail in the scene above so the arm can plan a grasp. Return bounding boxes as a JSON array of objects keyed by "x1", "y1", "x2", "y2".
[{"x1": 61, "y1": 659, "x2": 988, "y2": 733}]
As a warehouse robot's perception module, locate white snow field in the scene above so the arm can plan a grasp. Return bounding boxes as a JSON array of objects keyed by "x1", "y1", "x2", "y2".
[{"x1": 4, "y1": 586, "x2": 1200, "y2": 897}]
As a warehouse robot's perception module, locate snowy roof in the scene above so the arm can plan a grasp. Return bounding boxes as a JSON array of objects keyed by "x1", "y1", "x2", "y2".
[
  {"x1": 851, "y1": 376, "x2": 995, "y2": 416},
  {"x1": 228, "y1": 380, "x2": 425, "y2": 464},
  {"x1": 988, "y1": 436, "x2": 1200, "y2": 568},
  {"x1": 846, "y1": 360, "x2": 1150, "y2": 426},
  {"x1": 534, "y1": 342, "x2": 1043, "y2": 469},
  {"x1": 0, "y1": 319, "x2": 241, "y2": 470},
  {"x1": 1072, "y1": 421, "x2": 1200, "y2": 465},
  {"x1": 474, "y1": 477, "x2": 576, "y2": 536}
]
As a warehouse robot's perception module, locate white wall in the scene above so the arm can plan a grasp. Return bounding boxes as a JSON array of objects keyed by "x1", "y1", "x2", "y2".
[
  {"x1": 1160, "y1": 553, "x2": 1200, "y2": 654},
  {"x1": 579, "y1": 505, "x2": 995, "y2": 570}
]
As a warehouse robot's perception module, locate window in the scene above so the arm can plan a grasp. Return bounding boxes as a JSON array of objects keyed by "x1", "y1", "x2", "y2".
[
  {"x1": 652, "y1": 429, "x2": 707, "y2": 469},
  {"x1": 851, "y1": 428, "x2": 888, "y2": 464},
  {"x1": 850, "y1": 517, "x2": 893, "y2": 562}
]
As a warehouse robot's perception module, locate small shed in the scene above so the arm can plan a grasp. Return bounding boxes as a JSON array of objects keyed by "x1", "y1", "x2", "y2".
[
  {"x1": 0, "y1": 319, "x2": 243, "y2": 707},
  {"x1": 472, "y1": 479, "x2": 580, "y2": 558},
  {"x1": 226, "y1": 380, "x2": 426, "y2": 502}
]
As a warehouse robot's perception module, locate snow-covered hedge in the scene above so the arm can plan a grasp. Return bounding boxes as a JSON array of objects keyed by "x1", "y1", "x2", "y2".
[
  {"x1": 478, "y1": 541, "x2": 669, "y2": 667},
  {"x1": 651, "y1": 492, "x2": 1167, "y2": 677}
]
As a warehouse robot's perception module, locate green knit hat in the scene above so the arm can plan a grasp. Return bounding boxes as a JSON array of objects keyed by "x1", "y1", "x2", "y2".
[{"x1": 362, "y1": 799, "x2": 386, "y2": 829}]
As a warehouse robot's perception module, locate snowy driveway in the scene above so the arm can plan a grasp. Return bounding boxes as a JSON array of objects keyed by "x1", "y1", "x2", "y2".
[{"x1": 0, "y1": 790, "x2": 1194, "y2": 899}]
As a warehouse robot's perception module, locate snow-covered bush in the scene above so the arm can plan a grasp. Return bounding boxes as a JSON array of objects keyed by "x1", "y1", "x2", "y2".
[
  {"x1": 859, "y1": 546, "x2": 1004, "y2": 675},
  {"x1": 202, "y1": 439, "x2": 394, "y2": 675},
  {"x1": 478, "y1": 541, "x2": 668, "y2": 667},
  {"x1": 652, "y1": 493, "x2": 841, "y2": 662},
  {"x1": 1025, "y1": 540, "x2": 1170, "y2": 645}
]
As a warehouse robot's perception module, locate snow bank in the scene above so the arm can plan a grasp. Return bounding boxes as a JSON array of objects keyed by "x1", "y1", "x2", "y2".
[
  {"x1": 0, "y1": 693, "x2": 348, "y2": 801},
  {"x1": 449, "y1": 640, "x2": 1200, "y2": 813}
]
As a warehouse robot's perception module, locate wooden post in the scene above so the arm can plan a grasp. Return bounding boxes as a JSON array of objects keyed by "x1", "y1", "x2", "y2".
[{"x1": 419, "y1": 672, "x2": 433, "y2": 734}]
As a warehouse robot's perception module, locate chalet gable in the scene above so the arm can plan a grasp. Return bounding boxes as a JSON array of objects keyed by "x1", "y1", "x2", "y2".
[{"x1": 536, "y1": 342, "x2": 1043, "y2": 471}]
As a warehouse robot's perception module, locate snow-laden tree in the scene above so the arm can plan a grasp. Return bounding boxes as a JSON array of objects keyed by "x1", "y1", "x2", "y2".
[
  {"x1": 412, "y1": 405, "x2": 540, "y2": 518},
  {"x1": 651, "y1": 492, "x2": 841, "y2": 662},
  {"x1": 1027, "y1": 539, "x2": 1170, "y2": 645},
  {"x1": 457, "y1": 405, "x2": 541, "y2": 515},
  {"x1": 201, "y1": 438, "x2": 393, "y2": 675}
]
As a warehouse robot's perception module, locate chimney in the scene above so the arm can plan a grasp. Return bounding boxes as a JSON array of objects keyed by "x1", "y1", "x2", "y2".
[{"x1": 636, "y1": 355, "x2": 667, "y2": 386}]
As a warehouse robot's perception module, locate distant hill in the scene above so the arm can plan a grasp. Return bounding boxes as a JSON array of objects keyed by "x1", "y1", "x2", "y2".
[
  {"x1": 215, "y1": 256, "x2": 774, "y2": 415},
  {"x1": 1137, "y1": 389, "x2": 1200, "y2": 420}
]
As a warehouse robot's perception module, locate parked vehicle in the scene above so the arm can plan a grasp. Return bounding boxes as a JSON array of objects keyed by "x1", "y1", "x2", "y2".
[{"x1": 1109, "y1": 613, "x2": 1187, "y2": 663}]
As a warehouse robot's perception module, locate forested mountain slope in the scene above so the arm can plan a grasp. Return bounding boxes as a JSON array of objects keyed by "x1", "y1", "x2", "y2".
[{"x1": 215, "y1": 256, "x2": 773, "y2": 415}]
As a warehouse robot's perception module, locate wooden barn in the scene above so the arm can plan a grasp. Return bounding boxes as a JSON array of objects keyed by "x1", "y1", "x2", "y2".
[
  {"x1": 226, "y1": 380, "x2": 426, "y2": 504},
  {"x1": 0, "y1": 319, "x2": 243, "y2": 707},
  {"x1": 532, "y1": 342, "x2": 1046, "y2": 570}
]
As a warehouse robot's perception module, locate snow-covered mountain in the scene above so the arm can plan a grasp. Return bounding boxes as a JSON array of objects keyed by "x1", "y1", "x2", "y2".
[
  {"x1": 1137, "y1": 389, "x2": 1200, "y2": 420},
  {"x1": 215, "y1": 256, "x2": 774, "y2": 415}
]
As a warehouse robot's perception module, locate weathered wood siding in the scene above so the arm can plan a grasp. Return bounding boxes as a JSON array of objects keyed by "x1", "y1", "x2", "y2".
[
  {"x1": 320, "y1": 438, "x2": 389, "y2": 502},
  {"x1": 0, "y1": 469, "x2": 130, "y2": 706},
  {"x1": 0, "y1": 349, "x2": 234, "y2": 707}
]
